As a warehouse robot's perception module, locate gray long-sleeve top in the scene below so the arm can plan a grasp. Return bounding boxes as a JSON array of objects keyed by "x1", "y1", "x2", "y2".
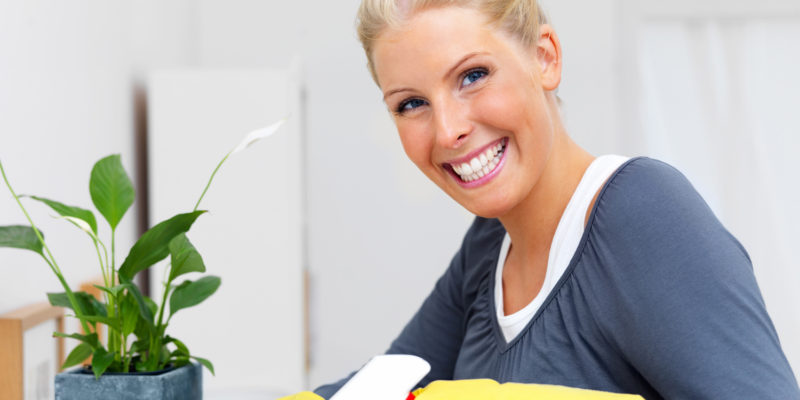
[{"x1": 316, "y1": 157, "x2": 800, "y2": 399}]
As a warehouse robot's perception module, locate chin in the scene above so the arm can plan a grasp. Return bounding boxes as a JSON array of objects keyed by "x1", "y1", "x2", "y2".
[
  {"x1": 457, "y1": 193, "x2": 516, "y2": 219},
  {"x1": 435, "y1": 174, "x2": 519, "y2": 219}
]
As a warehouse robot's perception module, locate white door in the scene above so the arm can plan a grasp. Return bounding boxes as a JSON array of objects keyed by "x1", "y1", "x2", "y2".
[{"x1": 617, "y1": 0, "x2": 800, "y2": 381}]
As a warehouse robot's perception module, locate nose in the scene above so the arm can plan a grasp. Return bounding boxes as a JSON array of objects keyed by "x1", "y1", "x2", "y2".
[{"x1": 432, "y1": 96, "x2": 472, "y2": 149}]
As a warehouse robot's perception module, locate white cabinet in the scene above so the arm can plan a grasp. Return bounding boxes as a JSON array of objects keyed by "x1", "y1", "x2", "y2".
[{"x1": 148, "y1": 68, "x2": 305, "y2": 395}]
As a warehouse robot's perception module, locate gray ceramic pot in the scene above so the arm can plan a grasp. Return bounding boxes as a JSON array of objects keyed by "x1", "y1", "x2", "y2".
[{"x1": 54, "y1": 362, "x2": 202, "y2": 400}]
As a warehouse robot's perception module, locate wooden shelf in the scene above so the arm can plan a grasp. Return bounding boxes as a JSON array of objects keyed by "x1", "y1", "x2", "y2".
[{"x1": 0, "y1": 303, "x2": 64, "y2": 400}]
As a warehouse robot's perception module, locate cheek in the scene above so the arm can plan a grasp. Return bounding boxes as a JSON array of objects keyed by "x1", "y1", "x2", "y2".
[
  {"x1": 472, "y1": 81, "x2": 552, "y2": 149},
  {"x1": 471, "y1": 83, "x2": 533, "y2": 132},
  {"x1": 396, "y1": 120, "x2": 434, "y2": 169}
]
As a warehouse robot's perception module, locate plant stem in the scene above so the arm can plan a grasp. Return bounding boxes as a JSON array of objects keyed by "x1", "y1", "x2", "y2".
[
  {"x1": 121, "y1": 323, "x2": 127, "y2": 372},
  {"x1": 193, "y1": 152, "x2": 230, "y2": 211},
  {"x1": 156, "y1": 279, "x2": 171, "y2": 334},
  {"x1": 93, "y1": 240, "x2": 108, "y2": 290},
  {"x1": 107, "y1": 229, "x2": 119, "y2": 357},
  {"x1": 0, "y1": 161, "x2": 92, "y2": 334},
  {"x1": 111, "y1": 230, "x2": 116, "y2": 287},
  {"x1": 41, "y1": 254, "x2": 93, "y2": 333},
  {"x1": 152, "y1": 271, "x2": 173, "y2": 370}
]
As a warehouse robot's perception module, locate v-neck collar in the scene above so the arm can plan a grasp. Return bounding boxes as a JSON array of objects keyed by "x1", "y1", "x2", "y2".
[{"x1": 487, "y1": 156, "x2": 640, "y2": 353}]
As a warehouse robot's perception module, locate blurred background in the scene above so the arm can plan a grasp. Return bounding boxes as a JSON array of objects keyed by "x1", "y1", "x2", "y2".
[{"x1": 1, "y1": 0, "x2": 798, "y2": 398}]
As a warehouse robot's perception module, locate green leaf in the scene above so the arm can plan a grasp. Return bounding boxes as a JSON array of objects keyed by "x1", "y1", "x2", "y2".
[
  {"x1": 0, "y1": 225, "x2": 44, "y2": 256},
  {"x1": 119, "y1": 275, "x2": 154, "y2": 329},
  {"x1": 93, "y1": 283, "x2": 128, "y2": 299},
  {"x1": 74, "y1": 314, "x2": 121, "y2": 332},
  {"x1": 134, "y1": 359, "x2": 148, "y2": 372},
  {"x1": 191, "y1": 356, "x2": 215, "y2": 375},
  {"x1": 89, "y1": 154, "x2": 134, "y2": 230},
  {"x1": 159, "y1": 344, "x2": 170, "y2": 364},
  {"x1": 47, "y1": 291, "x2": 107, "y2": 317},
  {"x1": 118, "y1": 211, "x2": 206, "y2": 281},
  {"x1": 144, "y1": 296, "x2": 158, "y2": 316},
  {"x1": 131, "y1": 338, "x2": 149, "y2": 355},
  {"x1": 164, "y1": 335, "x2": 190, "y2": 356},
  {"x1": 170, "y1": 357, "x2": 190, "y2": 368},
  {"x1": 53, "y1": 332, "x2": 100, "y2": 348},
  {"x1": 91, "y1": 347, "x2": 116, "y2": 379},
  {"x1": 120, "y1": 292, "x2": 139, "y2": 337},
  {"x1": 169, "y1": 276, "x2": 221, "y2": 317},
  {"x1": 168, "y1": 234, "x2": 206, "y2": 281},
  {"x1": 62, "y1": 342, "x2": 93, "y2": 369},
  {"x1": 46, "y1": 292, "x2": 78, "y2": 310},
  {"x1": 27, "y1": 196, "x2": 98, "y2": 235}
]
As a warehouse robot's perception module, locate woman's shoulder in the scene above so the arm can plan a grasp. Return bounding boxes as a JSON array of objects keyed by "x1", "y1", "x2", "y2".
[
  {"x1": 602, "y1": 156, "x2": 704, "y2": 207},
  {"x1": 592, "y1": 156, "x2": 719, "y2": 233},
  {"x1": 587, "y1": 155, "x2": 751, "y2": 273}
]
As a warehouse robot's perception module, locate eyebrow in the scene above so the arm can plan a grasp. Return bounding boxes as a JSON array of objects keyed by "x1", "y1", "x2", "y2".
[{"x1": 382, "y1": 51, "x2": 489, "y2": 102}]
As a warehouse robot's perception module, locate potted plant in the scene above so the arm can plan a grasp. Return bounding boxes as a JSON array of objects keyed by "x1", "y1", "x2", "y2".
[{"x1": 0, "y1": 120, "x2": 283, "y2": 399}]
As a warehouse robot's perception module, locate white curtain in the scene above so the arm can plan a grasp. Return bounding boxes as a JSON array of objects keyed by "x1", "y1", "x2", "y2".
[{"x1": 637, "y1": 18, "x2": 800, "y2": 370}]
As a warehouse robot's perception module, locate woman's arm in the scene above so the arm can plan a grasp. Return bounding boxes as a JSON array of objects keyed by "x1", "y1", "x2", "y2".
[
  {"x1": 594, "y1": 158, "x2": 800, "y2": 399},
  {"x1": 314, "y1": 220, "x2": 484, "y2": 398}
]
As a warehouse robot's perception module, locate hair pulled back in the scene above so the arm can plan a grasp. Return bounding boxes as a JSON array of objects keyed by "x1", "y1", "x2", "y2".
[{"x1": 356, "y1": 0, "x2": 549, "y2": 85}]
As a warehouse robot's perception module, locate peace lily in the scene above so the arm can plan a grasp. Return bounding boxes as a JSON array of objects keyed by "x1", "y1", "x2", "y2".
[{"x1": 0, "y1": 118, "x2": 285, "y2": 378}]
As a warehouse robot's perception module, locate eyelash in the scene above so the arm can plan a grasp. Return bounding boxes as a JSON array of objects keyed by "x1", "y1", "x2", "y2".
[
  {"x1": 461, "y1": 67, "x2": 488, "y2": 87},
  {"x1": 394, "y1": 67, "x2": 490, "y2": 115}
]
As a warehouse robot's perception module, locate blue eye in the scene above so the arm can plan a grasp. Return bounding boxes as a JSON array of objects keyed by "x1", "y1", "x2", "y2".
[
  {"x1": 462, "y1": 69, "x2": 488, "y2": 87},
  {"x1": 397, "y1": 98, "x2": 427, "y2": 114}
]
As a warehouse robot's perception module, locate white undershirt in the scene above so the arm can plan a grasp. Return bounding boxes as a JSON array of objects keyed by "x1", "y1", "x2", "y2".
[{"x1": 495, "y1": 155, "x2": 630, "y2": 344}]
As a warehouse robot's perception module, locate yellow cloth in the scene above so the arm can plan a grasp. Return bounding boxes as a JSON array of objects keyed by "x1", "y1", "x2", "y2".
[
  {"x1": 413, "y1": 379, "x2": 644, "y2": 400},
  {"x1": 277, "y1": 391, "x2": 324, "y2": 400},
  {"x1": 277, "y1": 380, "x2": 644, "y2": 400}
]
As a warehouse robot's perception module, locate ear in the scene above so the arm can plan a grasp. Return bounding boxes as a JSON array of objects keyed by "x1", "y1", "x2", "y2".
[{"x1": 536, "y1": 24, "x2": 562, "y2": 91}]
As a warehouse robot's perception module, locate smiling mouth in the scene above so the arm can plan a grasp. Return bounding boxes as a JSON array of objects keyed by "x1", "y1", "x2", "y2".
[{"x1": 444, "y1": 138, "x2": 508, "y2": 184}]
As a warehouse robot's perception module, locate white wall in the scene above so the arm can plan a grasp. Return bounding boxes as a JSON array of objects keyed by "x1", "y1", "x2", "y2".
[
  {"x1": 0, "y1": 0, "x2": 193, "y2": 360},
  {"x1": 543, "y1": 0, "x2": 622, "y2": 156},
  {"x1": 1, "y1": 1, "x2": 157, "y2": 312},
  {"x1": 3, "y1": 0, "x2": 798, "y2": 394}
]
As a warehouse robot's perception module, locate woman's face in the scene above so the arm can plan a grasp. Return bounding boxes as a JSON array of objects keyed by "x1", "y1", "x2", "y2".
[{"x1": 372, "y1": 6, "x2": 561, "y2": 218}]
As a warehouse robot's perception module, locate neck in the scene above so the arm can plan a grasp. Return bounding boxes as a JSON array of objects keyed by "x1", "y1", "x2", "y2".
[{"x1": 498, "y1": 123, "x2": 594, "y2": 266}]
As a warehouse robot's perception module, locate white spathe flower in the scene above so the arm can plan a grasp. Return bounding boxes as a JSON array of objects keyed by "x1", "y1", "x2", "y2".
[
  {"x1": 55, "y1": 215, "x2": 100, "y2": 242},
  {"x1": 231, "y1": 118, "x2": 286, "y2": 155}
]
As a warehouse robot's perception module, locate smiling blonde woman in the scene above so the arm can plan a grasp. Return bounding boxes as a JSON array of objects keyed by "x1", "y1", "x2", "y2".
[{"x1": 283, "y1": 1, "x2": 800, "y2": 399}]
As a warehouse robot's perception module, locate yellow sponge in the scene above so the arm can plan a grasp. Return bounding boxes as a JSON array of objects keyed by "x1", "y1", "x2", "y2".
[
  {"x1": 413, "y1": 379, "x2": 644, "y2": 399},
  {"x1": 276, "y1": 391, "x2": 325, "y2": 400}
]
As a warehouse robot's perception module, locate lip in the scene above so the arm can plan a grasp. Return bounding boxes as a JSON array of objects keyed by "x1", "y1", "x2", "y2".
[
  {"x1": 442, "y1": 137, "x2": 508, "y2": 189},
  {"x1": 443, "y1": 137, "x2": 506, "y2": 166}
]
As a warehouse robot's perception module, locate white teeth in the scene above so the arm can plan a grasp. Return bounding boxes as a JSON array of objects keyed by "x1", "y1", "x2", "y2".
[
  {"x1": 470, "y1": 158, "x2": 482, "y2": 172},
  {"x1": 450, "y1": 140, "x2": 506, "y2": 182}
]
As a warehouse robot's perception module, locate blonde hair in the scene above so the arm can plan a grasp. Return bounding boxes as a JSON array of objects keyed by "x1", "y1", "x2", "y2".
[{"x1": 356, "y1": 0, "x2": 549, "y2": 85}]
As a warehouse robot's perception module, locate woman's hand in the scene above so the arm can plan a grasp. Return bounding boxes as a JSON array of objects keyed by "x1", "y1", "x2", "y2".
[
  {"x1": 277, "y1": 391, "x2": 324, "y2": 400},
  {"x1": 413, "y1": 379, "x2": 644, "y2": 400}
]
